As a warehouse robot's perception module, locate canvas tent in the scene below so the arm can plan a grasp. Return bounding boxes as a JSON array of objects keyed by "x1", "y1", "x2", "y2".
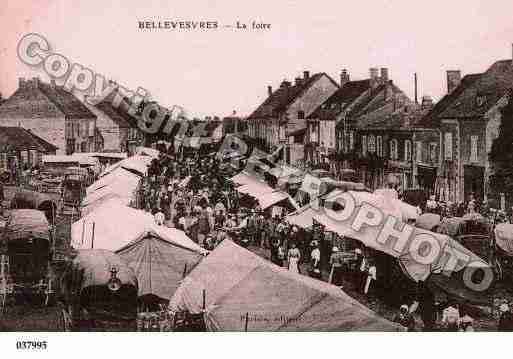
[
  {"x1": 4, "y1": 209, "x2": 50, "y2": 241},
  {"x1": 71, "y1": 200, "x2": 207, "y2": 300},
  {"x1": 100, "y1": 155, "x2": 153, "y2": 178},
  {"x1": 82, "y1": 167, "x2": 141, "y2": 215},
  {"x1": 312, "y1": 190, "x2": 491, "y2": 302},
  {"x1": 169, "y1": 240, "x2": 403, "y2": 331},
  {"x1": 235, "y1": 176, "x2": 298, "y2": 211}
]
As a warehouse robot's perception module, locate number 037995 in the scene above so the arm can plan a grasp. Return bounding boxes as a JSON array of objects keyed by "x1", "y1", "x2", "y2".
[{"x1": 16, "y1": 341, "x2": 48, "y2": 350}]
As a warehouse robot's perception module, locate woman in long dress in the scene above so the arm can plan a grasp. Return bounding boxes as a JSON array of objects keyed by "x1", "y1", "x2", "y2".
[{"x1": 288, "y1": 243, "x2": 301, "y2": 274}]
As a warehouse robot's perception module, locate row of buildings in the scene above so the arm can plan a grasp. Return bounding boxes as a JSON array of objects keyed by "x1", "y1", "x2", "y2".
[
  {"x1": 0, "y1": 77, "x2": 245, "y2": 173},
  {"x1": 247, "y1": 46, "x2": 513, "y2": 207}
]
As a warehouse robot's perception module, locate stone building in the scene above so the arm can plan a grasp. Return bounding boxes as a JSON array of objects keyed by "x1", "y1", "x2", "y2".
[
  {"x1": 247, "y1": 71, "x2": 339, "y2": 164},
  {"x1": 0, "y1": 126, "x2": 58, "y2": 172},
  {"x1": 354, "y1": 97, "x2": 439, "y2": 192},
  {"x1": 85, "y1": 89, "x2": 145, "y2": 155},
  {"x1": 306, "y1": 68, "x2": 412, "y2": 178},
  {"x1": 420, "y1": 54, "x2": 513, "y2": 204},
  {"x1": 0, "y1": 77, "x2": 97, "y2": 155}
]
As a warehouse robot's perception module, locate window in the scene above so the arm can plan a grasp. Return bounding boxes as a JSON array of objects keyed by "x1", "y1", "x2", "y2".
[
  {"x1": 362, "y1": 135, "x2": 367, "y2": 155},
  {"x1": 89, "y1": 121, "x2": 95, "y2": 137},
  {"x1": 404, "y1": 140, "x2": 412, "y2": 161},
  {"x1": 444, "y1": 132, "x2": 452, "y2": 160},
  {"x1": 429, "y1": 142, "x2": 438, "y2": 163},
  {"x1": 470, "y1": 135, "x2": 478, "y2": 162},
  {"x1": 310, "y1": 124, "x2": 317, "y2": 143},
  {"x1": 349, "y1": 131, "x2": 354, "y2": 150},
  {"x1": 376, "y1": 136, "x2": 383, "y2": 157},
  {"x1": 0, "y1": 153, "x2": 7, "y2": 171},
  {"x1": 298, "y1": 111, "x2": 305, "y2": 119},
  {"x1": 368, "y1": 135, "x2": 376, "y2": 153},
  {"x1": 390, "y1": 139, "x2": 398, "y2": 160},
  {"x1": 415, "y1": 141, "x2": 422, "y2": 163}
]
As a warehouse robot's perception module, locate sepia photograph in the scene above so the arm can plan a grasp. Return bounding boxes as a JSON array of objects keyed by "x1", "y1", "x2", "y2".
[{"x1": 1, "y1": 1, "x2": 513, "y2": 354}]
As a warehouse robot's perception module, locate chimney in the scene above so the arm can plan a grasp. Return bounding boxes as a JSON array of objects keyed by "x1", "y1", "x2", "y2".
[
  {"x1": 446, "y1": 70, "x2": 461, "y2": 94},
  {"x1": 303, "y1": 71, "x2": 310, "y2": 80},
  {"x1": 370, "y1": 67, "x2": 379, "y2": 88},
  {"x1": 280, "y1": 79, "x2": 291, "y2": 88},
  {"x1": 32, "y1": 77, "x2": 39, "y2": 88},
  {"x1": 51, "y1": 79, "x2": 56, "y2": 88},
  {"x1": 340, "y1": 69, "x2": 350, "y2": 86},
  {"x1": 267, "y1": 85, "x2": 273, "y2": 97},
  {"x1": 421, "y1": 95, "x2": 434, "y2": 109},
  {"x1": 380, "y1": 68, "x2": 389, "y2": 83},
  {"x1": 370, "y1": 67, "x2": 379, "y2": 80},
  {"x1": 19, "y1": 77, "x2": 26, "y2": 89},
  {"x1": 295, "y1": 77, "x2": 303, "y2": 86}
]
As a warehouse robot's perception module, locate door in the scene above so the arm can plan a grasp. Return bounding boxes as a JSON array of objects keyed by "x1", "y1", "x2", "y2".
[{"x1": 464, "y1": 165, "x2": 484, "y2": 203}]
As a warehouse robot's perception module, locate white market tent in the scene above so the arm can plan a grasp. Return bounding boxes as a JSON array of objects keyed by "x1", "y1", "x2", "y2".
[
  {"x1": 71, "y1": 200, "x2": 207, "y2": 300},
  {"x1": 169, "y1": 240, "x2": 403, "y2": 331},
  {"x1": 230, "y1": 172, "x2": 255, "y2": 186},
  {"x1": 235, "y1": 177, "x2": 298, "y2": 211},
  {"x1": 135, "y1": 146, "x2": 160, "y2": 159},
  {"x1": 86, "y1": 167, "x2": 140, "y2": 195},
  {"x1": 100, "y1": 155, "x2": 153, "y2": 178},
  {"x1": 81, "y1": 167, "x2": 141, "y2": 215},
  {"x1": 312, "y1": 190, "x2": 489, "y2": 283}
]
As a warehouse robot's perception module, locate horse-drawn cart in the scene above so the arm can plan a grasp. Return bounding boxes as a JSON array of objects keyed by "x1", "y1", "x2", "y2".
[{"x1": 59, "y1": 249, "x2": 138, "y2": 331}]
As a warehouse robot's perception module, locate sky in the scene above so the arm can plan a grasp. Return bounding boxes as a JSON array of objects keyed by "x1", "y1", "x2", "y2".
[{"x1": 1, "y1": 0, "x2": 513, "y2": 118}]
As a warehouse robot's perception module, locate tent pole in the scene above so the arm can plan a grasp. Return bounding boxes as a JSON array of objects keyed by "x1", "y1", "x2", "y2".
[
  {"x1": 91, "y1": 222, "x2": 95, "y2": 249},
  {"x1": 81, "y1": 220, "x2": 85, "y2": 245}
]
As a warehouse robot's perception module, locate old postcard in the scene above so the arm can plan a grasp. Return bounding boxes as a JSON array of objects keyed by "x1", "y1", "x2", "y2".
[{"x1": 1, "y1": 1, "x2": 513, "y2": 354}]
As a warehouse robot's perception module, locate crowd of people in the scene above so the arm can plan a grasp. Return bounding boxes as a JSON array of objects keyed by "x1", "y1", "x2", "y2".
[{"x1": 133, "y1": 144, "x2": 513, "y2": 332}]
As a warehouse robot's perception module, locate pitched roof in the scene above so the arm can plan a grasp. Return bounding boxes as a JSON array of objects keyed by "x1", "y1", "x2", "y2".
[
  {"x1": 421, "y1": 60, "x2": 513, "y2": 125},
  {"x1": 248, "y1": 73, "x2": 338, "y2": 119},
  {"x1": 309, "y1": 79, "x2": 372, "y2": 120},
  {"x1": 357, "y1": 105, "x2": 431, "y2": 130},
  {"x1": 38, "y1": 81, "x2": 96, "y2": 119},
  {"x1": 0, "y1": 126, "x2": 58, "y2": 152},
  {"x1": 95, "y1": 89, "x2": 139, "y2": 128},
  {"x1": 420, "y1": 74, "x2": 482, "y2": 126}
]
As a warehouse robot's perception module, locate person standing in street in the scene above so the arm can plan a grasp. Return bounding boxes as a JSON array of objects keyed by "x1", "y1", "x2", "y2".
[
  {"x1": 310, "y1": 241, "x2": 321, "y2": 280},
  {"x1": 287, "y1": 242, "x2": 301, "y2": 274}
]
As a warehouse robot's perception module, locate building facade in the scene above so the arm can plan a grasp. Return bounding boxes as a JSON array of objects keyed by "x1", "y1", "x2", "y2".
[
  {"x1": 0, "y1": 77, "x2": 97, "y2": 155},
  {"x1": 247, "y1": 71, "x2": 339, "y2": 164},
  {"x1": 420, "y1": 56, "x2": 513, "y2": 204}
]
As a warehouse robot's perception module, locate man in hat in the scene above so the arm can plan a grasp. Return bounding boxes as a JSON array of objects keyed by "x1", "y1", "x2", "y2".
[
  {"x1": 442, "y1": 302, "x2": 460, "y2": 331},
  {"x1": 310, "y1": 241, "x2": 321, "y2": 279},
  {"x1": 154, "y1": 208, "x2": 165, "y2": 226},
  {"x1": 393, "y1": 305, "x2": 415, "y2": 331},
  {"x1": 329, "y1": 246, "x2": 344, "y2": 287},
  {"x1": 498, "y1": 302, "x2": 513, "y2": 331}
]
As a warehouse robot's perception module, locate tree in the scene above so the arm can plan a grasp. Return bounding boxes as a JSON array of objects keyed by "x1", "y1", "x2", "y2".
[{"x1": 489, "y1": 92, "x2": 513, "y2": 200}]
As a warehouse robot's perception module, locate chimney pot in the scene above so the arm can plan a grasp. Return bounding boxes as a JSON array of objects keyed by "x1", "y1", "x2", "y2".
[
  {"x1": 446, "y1": 70, "x2": 461, "y2": 93},
  {"x1": 295, "y1": 77, "x2": 303, "y2": 86},
  {"x1": 369, "y1": 67, "x2": 379, "y2": 80},
  {"x1": 380, "y1": 68, "x2": 389, "y2": 83},
  {"x1": 340, "y1": 69, "x2": 350, "y2": 86},
  {"x1": 303, "y1": 71, "x2": 310, "y2": 80},
  {"x1": 19, "y1": 78, "x2": 26, "y2": 89},
  {"x1": 51, "y1": 79, "x2": 56, "y2": 88},
  {"x1": 267, "y1": 85, "x2": 273, "y2": 97}
]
